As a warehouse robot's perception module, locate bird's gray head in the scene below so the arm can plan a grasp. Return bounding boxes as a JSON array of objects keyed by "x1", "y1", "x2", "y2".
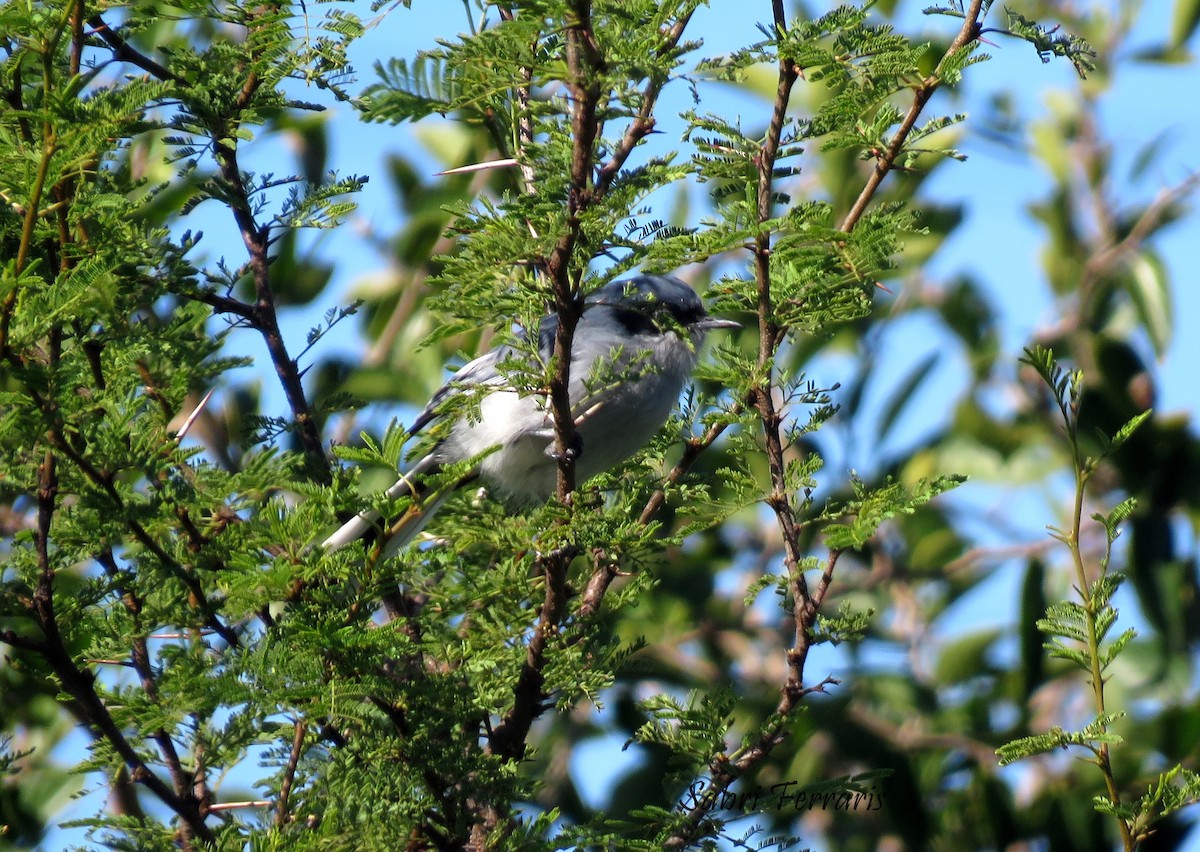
[{"x1": 584, "y1": 274, "x2": 739, "y2": 338}]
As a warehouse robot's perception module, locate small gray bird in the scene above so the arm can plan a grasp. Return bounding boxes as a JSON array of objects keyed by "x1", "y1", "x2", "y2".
[{"x1": 322, "y1": 274, "x2": 738, "y2": 556}]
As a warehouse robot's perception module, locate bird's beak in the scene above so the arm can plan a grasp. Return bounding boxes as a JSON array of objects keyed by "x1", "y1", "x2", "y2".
[{"x1": 694, "y1": 316, "x2": 741, "y2": 330}]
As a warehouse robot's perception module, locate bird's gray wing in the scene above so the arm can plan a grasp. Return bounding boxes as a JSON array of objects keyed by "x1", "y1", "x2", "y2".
[{"x1": 408, "y1": 342, "x2": 519, "y2": 435}]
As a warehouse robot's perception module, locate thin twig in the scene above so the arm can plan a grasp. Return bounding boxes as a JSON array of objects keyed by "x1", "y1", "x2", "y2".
[
  {"x1": 1080, "y1": 170, "x2": 1200, "y2": 292},
  {"x1": 838, "y1": 0, "x2": 986, "y2": 232},
  {"x1": 212, "y1": 132, "x2": 328, "y2": 481},
  {"x1": 174, "y1": 388, "x2": 215, "y2": 442},
  {"x1": 497, "y1": 6, "x2": 538, "y2": 193},
  {"x1": 276, "y1": 721, "x2": 306, "y2": 826},
  {"x1": 33, "y1": 462, "x2": 214, "y2": 844},
  {"x1": 209, "y1": 800, "x2": 271, "y2": 812},
  {"x1": 47, "y1": 430, "x2": 239, "y2": 647}
]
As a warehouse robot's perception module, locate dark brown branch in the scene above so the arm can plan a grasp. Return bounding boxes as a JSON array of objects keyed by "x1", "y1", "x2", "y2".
[
  {"x1": 192, "y1": 734, "x2": 211, "y2": 822},
  {"x1": 95, "y1": 9, "x2": 325, "y2": 486},
  {"x1": 663, "y1": 549, "x2": 843, "y2": 851},
  {"x1": 577, "y1": 549, "x2": 620, "y2": 621},
  {"x1": 211, "y1": 133, "x2": 327, "y2": 482},
  {"x1": 594, "y1": 9, "x2": 695, "y2": 196},
  {"x1": 2, "y1": 57, "x2": 34, "y2": 145},
  {"x1": 96, "y1": 550, "x2": 198, "y2": 822},
  {"x1": 785, "y1": 549, "x2": 841, "y2": 695},
  {"x1": 544, "y1": 0, "x2": 604, "y2": 500},
  {"x1": 86, "y1": 15, "x2": 186, "y2": 84},
  {"x1": 183, "y1": 6, "x2": 327, "y2": 484},
  {"x1": 0, "y1": 628, "x2": 46, "y2": 652},
  {"x1": 637, "y1": 408, "x2": 744, "y2": 524},
  {"x1": 276, "y1": 721, "x2": 306, "y2": 827},
  {"x1": 482, "y1": 0, "x2": 603, "y2": 782},
  {"x1": 40, "y1": 637, "x2": 215, "y2": 844},
  {"x1": 31, "y1": 458, "x2": 214, "y2": 845},
  {"x1": 69, "y1": 0, "x2": 84, "y2": 77},
  {"x1": 481, "y1": 5, "x2": 615, "y2": 807},
  {"x1": 552, "y1": 5, "x2": 700, "y2": 632},
  {"x1": 487, "y1": 542, "x2": 576, "y2": 765},
  {"x1": 661, "y1": 0, "x2": 989, "y2": 835},
  {"x1": 643, "y1": 0, "x2": 991, "y2": 532},
  {"x1": 704, "y1": 0, "x2": 805, "y2": 726},
  {"x1": 193, "y1": 288, "x2": 257, "y2": 321}
]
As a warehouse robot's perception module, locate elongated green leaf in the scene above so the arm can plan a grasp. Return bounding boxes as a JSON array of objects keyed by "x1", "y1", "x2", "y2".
[
  {"x1": 1172, "y1": 0, "x2": 1200, "y2": 47},
  {"x1": 1125, "y1": 252, "x2": 1173, "y2": 358}
]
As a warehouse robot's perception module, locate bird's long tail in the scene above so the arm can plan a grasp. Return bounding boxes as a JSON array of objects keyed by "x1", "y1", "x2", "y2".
[
  {"x1": 321, "y1": 454, "x2": 444, "y2": 554},
  {"x1": 376, "y1": 488, "x2": 456, "y2": 559}
]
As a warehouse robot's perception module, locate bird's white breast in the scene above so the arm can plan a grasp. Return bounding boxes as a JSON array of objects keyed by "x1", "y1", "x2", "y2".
[{"x1": 441, "y1": 328, "x2": 698, "y2": 503}]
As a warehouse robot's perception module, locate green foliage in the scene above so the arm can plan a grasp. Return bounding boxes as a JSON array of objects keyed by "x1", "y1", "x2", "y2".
[
  {"x1": 1002, "y1": 10, "x2": 1098, "y2": 77},
  {"x1": 813, "y1": 600, "x2": 874, "y2": 646},
  {"x1": 1000, "y1": 348, "x2": 1197, "y2": 848},
  {"x1": 996, "y1": 712, "x2": 1125, "y2": 765},
  {"x1": 2, "y1": 0, "x2": 1195, "y2": 850}
]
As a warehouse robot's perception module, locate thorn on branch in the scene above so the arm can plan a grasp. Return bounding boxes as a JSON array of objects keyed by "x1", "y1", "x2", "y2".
[{"x1": 800, "y1": 675, "x2": 842, "y2": 698}]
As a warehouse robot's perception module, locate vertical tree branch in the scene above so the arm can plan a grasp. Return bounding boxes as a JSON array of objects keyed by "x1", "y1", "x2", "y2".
[
  {"x1": 544, "y1": 0, "x2": 604, "y2": 501},
  {"x1": 479, "y1": 2, "x2": 706, "y2": 843},
  {"x1": 276, "y1": 721, "x2": 306, "y2": 827},
  {"x1": 496, "y1": 6, "x2": 539, "y2": 194},
  {"x1": 486, "y1": 0, "x2": 622, "y2": 767},
  {"x1": 663, "y1": 0, "x2": 988, "y2": 842},
  {"x1": 211, "y1": 133, "x2": 328, "y2": 483},
  {"x1": 638, "y1": 2, "x2": 991, "y2": 542},
  {"x1": 88, "y1": 12, "x2": 326, "y2": 480},
  {"x1": 32, "y1": 456, "x2": 214, "y2": 844}
]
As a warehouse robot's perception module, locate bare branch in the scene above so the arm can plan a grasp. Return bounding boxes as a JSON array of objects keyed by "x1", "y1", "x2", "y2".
[
  {"x1": 276, "y1": 721, "x2": 306, "y2": 827},
  {"x1": 87, "y1": 15, "x2": 186, "y2": 84},
  {"x1": 1080, "y1": 170, "x2": 1200, "y2": 291}
]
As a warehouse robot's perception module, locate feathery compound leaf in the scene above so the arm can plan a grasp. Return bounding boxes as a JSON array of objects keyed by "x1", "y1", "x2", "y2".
[
  {"x1": 996, "y1": 713, "x2": 1125, "y2": 765},
  {"x1": 814, "y1": 601, "x2": 875, "y2": 645},
  {"x1": 1122, "y1": 767, "x2": 1200, "y2": 826},
  {"x1": 1109, "y1": 410, "x2": 1153, "y2": 453},
  {"x1": 1037, "y1": 600, "x2": 1088, "y2": 641},
  {"x1": 823, "y1": 475, "x2": 964, "y2": 550},
  {"x1": 1003, "y1": 11, "x2": 1097, "y2": 78},
  {"x1": 1094, "y1": 497, "x2": 1138, "y2": 544}
]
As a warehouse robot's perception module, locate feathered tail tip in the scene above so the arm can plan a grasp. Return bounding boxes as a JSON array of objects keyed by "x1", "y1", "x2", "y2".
[
  {"x1": 320, "y1": 490, "x2": 453, "y2": 557},
  {"x1": 376, "y1": 490, "x2": 454, "y2": 560},
  {"x1": 320, "y1": 507, "x2": 383, "y2": 552},
  {"x1": 320, "y1": 454, "x2": 453, "y2": 557}
]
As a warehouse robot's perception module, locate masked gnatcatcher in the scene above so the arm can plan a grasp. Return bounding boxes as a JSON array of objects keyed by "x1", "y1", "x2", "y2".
[{"x1": 322, "y1": 274, "x2": 738, "y2": 556}]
